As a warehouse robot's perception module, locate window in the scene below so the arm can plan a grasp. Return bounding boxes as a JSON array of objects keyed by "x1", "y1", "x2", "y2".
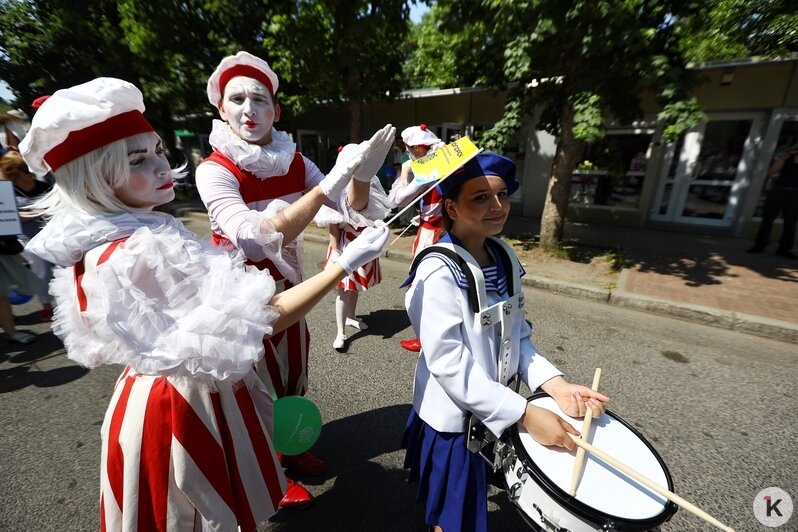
[
  {"x1": 754, "y1": 119, "x2": 798, "y2": 217},
  {"x1": 571, "y1": 132, "x2": 653, "y2": 209}
]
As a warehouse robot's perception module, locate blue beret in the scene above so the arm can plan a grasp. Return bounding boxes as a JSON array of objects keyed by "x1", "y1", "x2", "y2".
[{"x1": 437, "y1": 152, "x2": 519, "y2": 197}]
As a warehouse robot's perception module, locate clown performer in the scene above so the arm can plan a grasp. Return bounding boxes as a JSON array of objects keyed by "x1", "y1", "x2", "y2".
[
  {"x1": 19, "y1": 77, "x2": 389, "y2": 531},
  {"x1": 400, "y1": 153, "x2": 609, "y2": 532},
  {"x1": 195, "y1": 51, "x2": 395, "y2": 507},
  {"x1": 315, "y1": 144, "x2": 393, "y2": 352},
  {"x1": 388, "y1": 124, "x2": 445, "y2": 353}
]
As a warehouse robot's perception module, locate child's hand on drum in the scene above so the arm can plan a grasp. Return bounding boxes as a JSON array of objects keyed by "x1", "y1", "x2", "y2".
[
  {"x1": 541, "y1": 376, "x2": 610, "y2": 419},
  {"x1": 519, "y1": 403, "x2": 580, "y2": 451}
]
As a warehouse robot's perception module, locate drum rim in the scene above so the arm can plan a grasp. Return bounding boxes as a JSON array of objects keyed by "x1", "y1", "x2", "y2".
[{"x1": 507, "y1": 392, "x2": 678, "y2": 530}]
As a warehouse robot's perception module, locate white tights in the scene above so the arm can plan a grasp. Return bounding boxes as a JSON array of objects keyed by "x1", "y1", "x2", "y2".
[{"x1": 335, "y1": 289, "x2": 360, "y2": 339}]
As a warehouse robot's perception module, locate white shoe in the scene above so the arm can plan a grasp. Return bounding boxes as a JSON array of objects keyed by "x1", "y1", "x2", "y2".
[
  {"x1": 346, "y1": 318, "x2": 368, "y2": 331},
  {"x1": 333, "y1": 334, "x2": 347, "y2": 352}
]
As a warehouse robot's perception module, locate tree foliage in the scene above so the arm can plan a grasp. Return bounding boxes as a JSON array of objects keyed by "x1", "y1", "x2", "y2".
[
  {"x1": 0, "y1": 0, "x2": 290, "y2": 145},
  {"x1": 0, "y1": 0, "x2": 411, "y2": 145},
  {"x1": 402, "y1": 1, "x2": 501, "y2": 90},
  {"x1": 264, "y1": 1, "x2": 411, "y2": 140},
  {"x1": 678, "y1": 0, "x2": 798, "y2": 62},
  {"x1": 416, "y1": 0, "x2": 707, "y2": 245}
]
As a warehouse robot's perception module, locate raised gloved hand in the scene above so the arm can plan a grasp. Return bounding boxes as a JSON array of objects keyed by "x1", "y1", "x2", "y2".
[
  {"x1": 333, "y1": 221, "x2": 390, "y2": 274},
  {"x1": 353, "y1": 124, "x2": 396, "y2": 182},
  {"x1": 319, "y1": 142, "x2": 369, "y2": 199}
]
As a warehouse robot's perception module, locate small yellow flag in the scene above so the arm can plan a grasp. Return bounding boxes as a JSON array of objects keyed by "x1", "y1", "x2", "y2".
[{"x1": 410, "y1": 136, "x2": 482, "y2": 185}]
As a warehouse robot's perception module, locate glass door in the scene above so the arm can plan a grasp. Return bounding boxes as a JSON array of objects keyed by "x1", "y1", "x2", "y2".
[{"x1": 651, "y1": 112, "x2": 765, "y2": 227}]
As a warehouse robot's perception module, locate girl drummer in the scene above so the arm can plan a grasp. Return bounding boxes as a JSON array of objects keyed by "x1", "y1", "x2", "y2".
[
  {"x1": 19, "y1": 77, "x2": 388, "y2": 531},
  {"x1": 400, "y1": 152, "x2": 610, "y2": 532}
]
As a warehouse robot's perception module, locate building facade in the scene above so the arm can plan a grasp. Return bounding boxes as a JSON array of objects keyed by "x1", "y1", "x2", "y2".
[{"x1": 290, "y1": 56, "x2": 798, "y2": 240}]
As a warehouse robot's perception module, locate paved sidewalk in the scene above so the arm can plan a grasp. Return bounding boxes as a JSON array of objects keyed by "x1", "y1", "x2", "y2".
[
  {"x1": 507, "y1": 218, "x2": 798, "y2": 344},
  {"x1": 171, "y1": 201, "x2": 798, "y2": 344}
]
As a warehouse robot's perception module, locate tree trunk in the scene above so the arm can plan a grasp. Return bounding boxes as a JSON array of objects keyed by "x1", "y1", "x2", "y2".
[
  {"x1": 346, "y1": 69, "x2": 362, "y2": 141},
  {"x1": 539, "y1": 54, "x2": 583, "y2": 248}
]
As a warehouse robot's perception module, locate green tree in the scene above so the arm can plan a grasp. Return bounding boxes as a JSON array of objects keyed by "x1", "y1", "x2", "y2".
[
  {"x1": 0, "y1": 0, "x2": 290, "y2": 151},
  {"x1": 414, "y1": 0, "x2": 707, "y2": 247},
  {"x1": 678, "y1": 0, "x2": 798, "y2": 62},
  {"x1": 265, "y1": 0, "x2": 411, "y2": 141},
  {"x1": 402, "y1": 2, "x2": 501, "y2": 89}
]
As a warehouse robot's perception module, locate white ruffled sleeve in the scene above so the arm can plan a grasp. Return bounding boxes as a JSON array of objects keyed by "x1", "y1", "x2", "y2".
[
  {"x1": 241, "y1": 199, "x2": 303, "y2": 284},
  {"x1": 52, "y1": 225, "x2": 280, "y2": 381},
  {"x1": 324, "y1": 177, "x2": 392, "y2": 229}
]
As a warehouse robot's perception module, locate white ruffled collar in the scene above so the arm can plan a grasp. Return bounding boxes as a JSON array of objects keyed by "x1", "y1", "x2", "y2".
[
  {"x1": 26, "y1": 211, "x2": 191, "y2": 267},
  {"x1": 209, "y1": 120, "x2": 297, "y2": 179}
]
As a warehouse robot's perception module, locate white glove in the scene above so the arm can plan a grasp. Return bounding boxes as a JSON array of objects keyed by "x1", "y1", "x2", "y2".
[
  {"x1": 327, "y1": 248, "x2": 342, "y2": 266},
  {"x1": 353, "y1": 124, "x2": 396, "y2": 182},
  {"x1": 334, "y1": 221, "x2": 390, "y2": 275},
  {"x1": 319, "y1": 142, "x2": 369, "y2": 199}
]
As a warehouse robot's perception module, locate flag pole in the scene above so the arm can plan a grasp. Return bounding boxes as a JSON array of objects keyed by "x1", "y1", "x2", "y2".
[{"x1": 384, "y1": 147, "x2": 482, "y2": 228}]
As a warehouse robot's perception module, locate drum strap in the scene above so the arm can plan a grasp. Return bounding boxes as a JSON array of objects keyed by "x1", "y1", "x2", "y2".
[
  {"x1": 410, "y1": 238, "x2": 524, "y2": 386},
  {"x1": 412, "y1": 240, "x2": 527, "y2": 462}
]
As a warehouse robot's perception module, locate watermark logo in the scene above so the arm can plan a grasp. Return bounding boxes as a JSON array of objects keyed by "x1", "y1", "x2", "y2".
[{"x1": 754, "y1": 487, "x2": 793, "y2": 528}]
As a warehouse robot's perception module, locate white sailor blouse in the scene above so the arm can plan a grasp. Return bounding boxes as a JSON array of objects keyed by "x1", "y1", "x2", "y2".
[{"x1": 404, "y1": 234, "x2": 562, "y2": 438}]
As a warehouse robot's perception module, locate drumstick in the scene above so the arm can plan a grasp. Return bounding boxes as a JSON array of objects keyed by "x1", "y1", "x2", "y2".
[
  {"x1": 569, "y1": 367, "x2": 602, "y2": 496},
  {"x1": 389, "y1": 222, "x2": 416, "y2": 246},
  {"x1": 567, "y1": 433, "x2": 735, "y2": 532}
]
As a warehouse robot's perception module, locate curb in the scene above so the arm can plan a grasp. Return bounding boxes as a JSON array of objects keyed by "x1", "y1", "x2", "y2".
[
  {"x1": 179, "y1": 209, "x2": 798, "y2": 345},
  {"x1": 306, "y1": 231, "x2": 798, "y2": 345}
]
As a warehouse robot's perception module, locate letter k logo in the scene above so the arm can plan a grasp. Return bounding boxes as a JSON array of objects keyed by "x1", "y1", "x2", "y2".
[{"x1": 764, "y1": 495, "x2": 783, "y2": 517}]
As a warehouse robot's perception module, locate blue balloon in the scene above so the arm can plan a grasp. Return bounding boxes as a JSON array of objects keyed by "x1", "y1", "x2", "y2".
[{"x1": 7, "y1": 290, "x2": 33, "y2": 305}]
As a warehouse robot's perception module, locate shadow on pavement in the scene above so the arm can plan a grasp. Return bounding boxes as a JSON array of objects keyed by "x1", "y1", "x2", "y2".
[
  {"x1": 0, "y1": 331, "x2": 88, "y2": 393},
  {"x1": 267, "y1": 404, "x2": 530, "y2": 531},
  {"x1": 358, "y1": 308, "x2": 411, "y2": 339}
]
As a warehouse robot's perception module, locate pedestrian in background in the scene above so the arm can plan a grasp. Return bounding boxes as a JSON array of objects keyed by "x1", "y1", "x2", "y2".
[
  {"x1": 317, "y1": 144, "x2": 392, "y2": 352},
  {"x1": 0, "y1": 232, "x2": 46, "y2": 344},
  {"x1": 749, "y1": 145, "x2": 798, "y2": 259},
  {"x1": 0, "y1": 149, "x2": 54, "y2": 320}
]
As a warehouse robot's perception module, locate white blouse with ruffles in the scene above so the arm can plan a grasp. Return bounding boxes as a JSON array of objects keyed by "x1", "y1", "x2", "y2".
[
  {"x1": 196, "y1": 121, "x2": 379, "y2": 283},
  {"x1": 26, "y1": 211, "x2": 279, "y2": 382}
]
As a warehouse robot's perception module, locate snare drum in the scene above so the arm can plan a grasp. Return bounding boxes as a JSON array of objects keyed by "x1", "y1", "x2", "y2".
[{"x1": 504, "y1": 393, "x2": 677, "y2": 531}]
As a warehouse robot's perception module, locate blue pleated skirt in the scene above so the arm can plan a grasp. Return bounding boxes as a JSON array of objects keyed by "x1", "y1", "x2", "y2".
[{"x1": 401, "y1": 409, "x2": 489, "y2": 532}]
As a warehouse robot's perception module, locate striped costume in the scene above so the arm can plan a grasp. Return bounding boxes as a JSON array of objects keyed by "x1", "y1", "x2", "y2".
[
  {"x1": 101, "y1": 368, "x2": 283, "y2": 532},
  {"x1": 27, "y1": 213, "x2": 287, "y2": 531},
  {"x1": 412, "y1": 187, "x2": 444, "y2": 257},
  {"x1": 199, "y1": 150, "x2": 312, "y2": 397},
  {"x1": 326, "y1": 223, "x2": 382, "y2": 292}
]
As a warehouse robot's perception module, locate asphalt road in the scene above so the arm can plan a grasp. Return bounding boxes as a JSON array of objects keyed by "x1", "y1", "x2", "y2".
[{"x1": 1, "y1": 236, "x2": 796, "y2": 532}]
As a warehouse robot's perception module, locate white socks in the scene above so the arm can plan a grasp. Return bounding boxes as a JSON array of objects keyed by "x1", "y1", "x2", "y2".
[
  {"x1": 333, "y1": 334, "x2": 347, "y2": 351},
  {"x1": 345, "y1": 317, "x2": 368, "y2": 330}
]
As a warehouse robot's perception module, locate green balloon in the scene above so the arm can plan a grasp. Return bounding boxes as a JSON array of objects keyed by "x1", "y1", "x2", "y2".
[{"x1": 273, "y1": 395, "x2": 323, "y2": 456}]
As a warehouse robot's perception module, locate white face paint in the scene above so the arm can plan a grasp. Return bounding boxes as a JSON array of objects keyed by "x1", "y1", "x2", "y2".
[
  {"x1": 218, "y1": 76, "x2": 280, "y2": 145},
  {"x1": 115, "y1": 132, "x2": 174, "y2": 209}
]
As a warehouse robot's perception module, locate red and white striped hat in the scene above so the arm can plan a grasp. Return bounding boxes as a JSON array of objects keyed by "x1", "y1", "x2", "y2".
[
  {"x1": 206, "y1": 51, "x2": 279, "y2": 107},
  {"x1": 19, "y1": 77, "x2": 154, "y2": 175}
]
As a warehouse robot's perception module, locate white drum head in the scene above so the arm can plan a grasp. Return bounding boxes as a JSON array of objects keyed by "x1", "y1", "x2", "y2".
[{"x1": 517, "y1": 396, "x2": 670, "y2": 520}]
